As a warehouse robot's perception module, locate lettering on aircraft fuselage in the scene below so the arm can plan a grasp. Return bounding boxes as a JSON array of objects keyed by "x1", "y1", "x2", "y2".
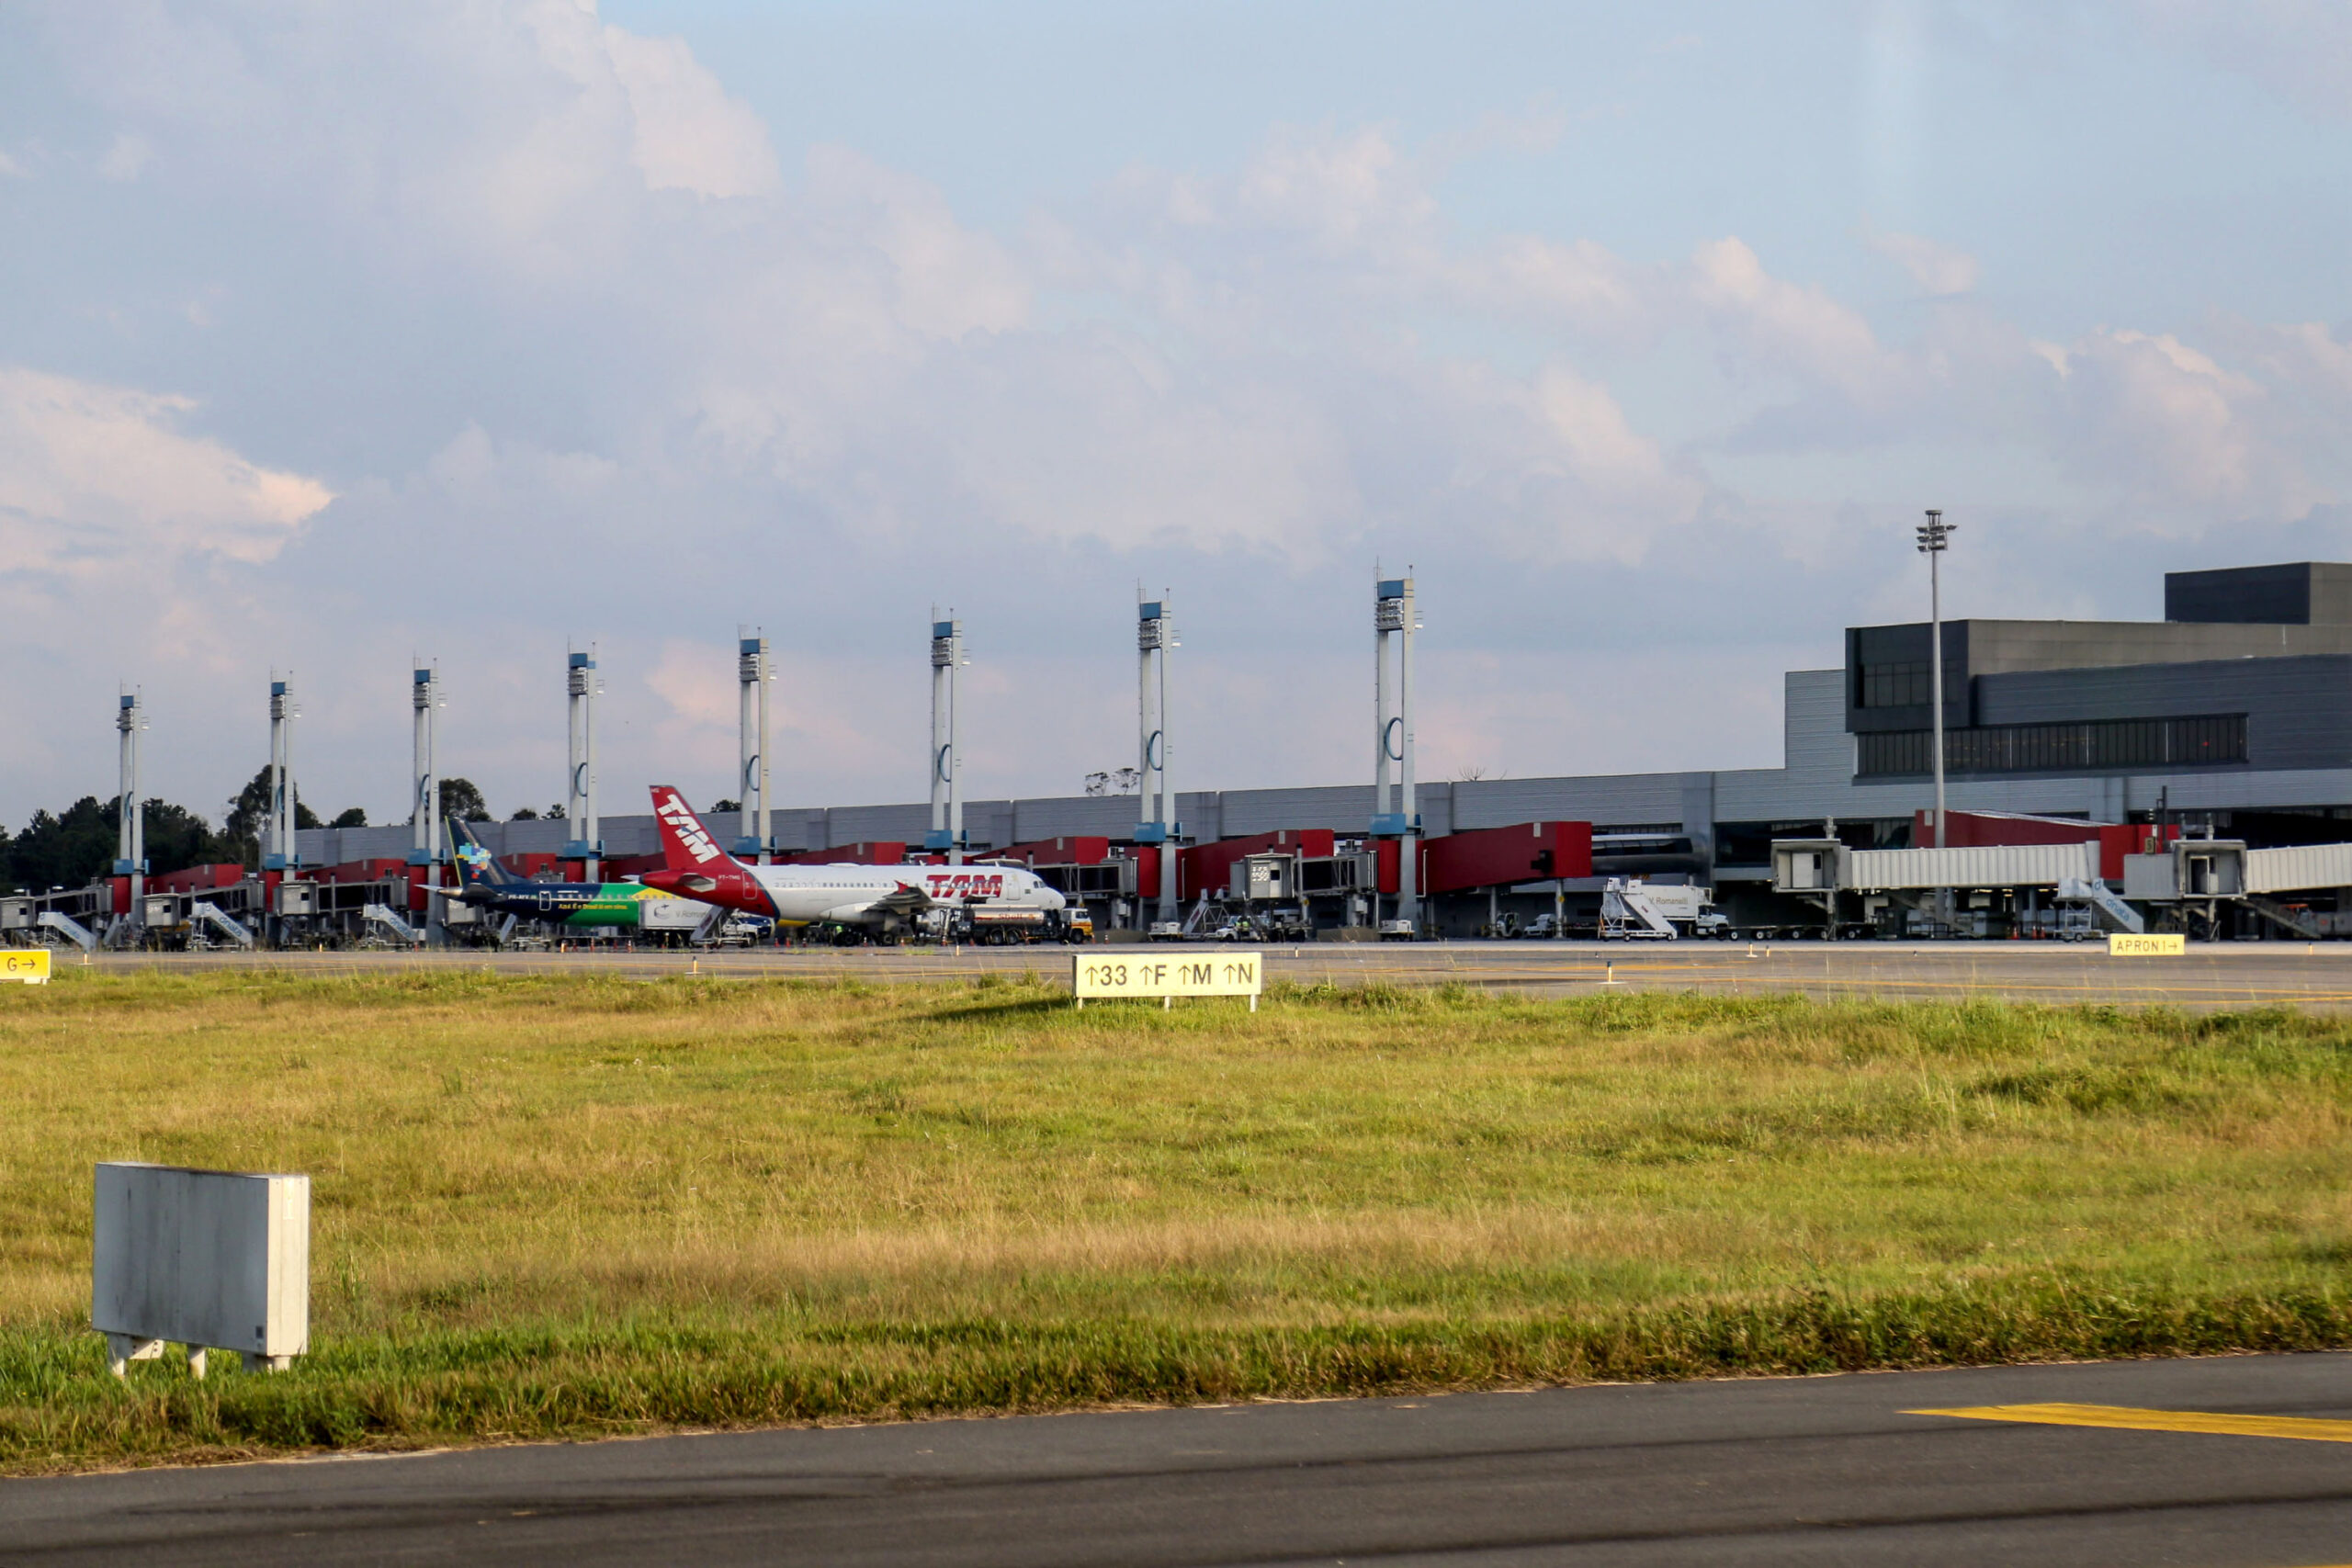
[{"x1": 924, "y1": 873, "x2": 1007, "y2": 900}]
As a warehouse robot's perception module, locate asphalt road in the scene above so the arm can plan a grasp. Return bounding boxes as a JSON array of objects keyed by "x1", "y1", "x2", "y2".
[
  {"x1": 9, "y1": 1355, "x2": 2352, "y2": 1565},
  {"x1": 73, "y1": 938, "x2": 2352, "y2": 1010}
]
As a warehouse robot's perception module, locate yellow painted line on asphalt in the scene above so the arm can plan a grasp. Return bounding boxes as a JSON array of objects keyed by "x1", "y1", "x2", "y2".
[{"x1": 1909, "y1": 1403, "x2": 2352, "y2": 1443}]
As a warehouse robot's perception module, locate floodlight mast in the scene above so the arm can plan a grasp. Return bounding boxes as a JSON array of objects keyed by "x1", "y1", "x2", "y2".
[
  {"x1": 266, "y1": 677, "x2": 297, "y2": 873},
  {"x1": 1137, "y1": 592, "x2": 1179, "y2": 926},
  {"x1": 410, "y1": 665, "x2": 441, "y2": 869},
  {"x1": 734, "y1": 632, "x2": 770, "y2": 863},
  {"x1": 1917, "y1": 510, "x2": 1957, "y2": 925},
  {"x1": 566, "y1": 646, "x2": 602, "y2": 880},
  {"x1": 114, "y1": 691, "x2": 145, "y2": 933},
  {"x1": 1372, "y1": 574, "x2": 1420, "y2": 933},
  {"x1": 928, "y1": 611, "x2": 965, "y2": 866}
]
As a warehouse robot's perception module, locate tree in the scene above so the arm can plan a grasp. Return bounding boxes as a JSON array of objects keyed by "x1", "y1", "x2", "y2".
[
  {"x1": 1, "y1": 795, "x2": 237, "y2": 893},
  {"x1": 437, "y1": 778, "x2": 491, "y2": 822},
  {"x1": 142, "y1": 800, "x2": 242, "y2": 874},
  {"x1": 225, "y1": 765, "x2": 321, "y2": 866},
  {"x1": 1, "y1": 798, "x2": 116, "y2": 893},
  {"x1": 509, "y1": 807, "x2": 539, "y2": 820},
  {"x1": 329, "y1": 807, "x2": 368, "y2": 829},
  {"x1": 711, "y1": 799, "x2": 741, "y2": 814}
]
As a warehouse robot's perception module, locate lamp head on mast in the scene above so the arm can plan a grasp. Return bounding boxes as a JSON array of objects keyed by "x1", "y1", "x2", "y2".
[{"x1": 1916, "y1": 509, "x2": 1955, "y2": 554}]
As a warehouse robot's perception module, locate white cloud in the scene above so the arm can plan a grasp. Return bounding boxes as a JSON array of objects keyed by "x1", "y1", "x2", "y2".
[
  {"x1": 1233, "y1": 124, "x2": 1435, "y2": 247},
  {"x1": 2052, "y1": 327, "x2": 2316, "y2": 525},
  {"x1": 96, "y1": 130, "x2": 150, "y2": 181},
  {"x1": 1863, "y1": 229, "x2": 1980, "y2": 296},
  {"x1": 0, "y1": 367, "x2": 333, "y2": 573},
  {"x1": 1445, "y1": 235, "x2": 1658, "y2": 341},
  {"x1": 805, "y1": 147, "x2": 1029, "y2": 339},
  {"x1": 1690, "y1": 236, "x2": 1891, "y2": 399},
  {"x1": 2232, "y1": 319, "x2": 2352, "y2": 408},
  {"x1": 3, "y1": 6, "x2": 2346, "y2": 825},
  {"x1": 603, "y1": 26, "x2": 779, "y2": 199}
]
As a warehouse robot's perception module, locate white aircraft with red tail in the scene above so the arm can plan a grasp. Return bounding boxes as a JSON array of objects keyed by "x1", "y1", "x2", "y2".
[{"x1": 641, "y1": 785, "x2": 1065, "y2": 938}]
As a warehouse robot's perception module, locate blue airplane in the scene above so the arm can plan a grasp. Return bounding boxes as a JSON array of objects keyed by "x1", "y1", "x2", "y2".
[{"x1": 449, "y1": 818, "x2": 684, "y2": 931}]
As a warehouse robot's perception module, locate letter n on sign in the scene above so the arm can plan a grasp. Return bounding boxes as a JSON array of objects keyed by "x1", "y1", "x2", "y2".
[{"x1": 1073, "y1": 951, "x2": 1264, "y2": 1011}]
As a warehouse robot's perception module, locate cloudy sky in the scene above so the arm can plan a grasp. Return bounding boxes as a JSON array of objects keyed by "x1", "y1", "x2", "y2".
[{"x1": 3, "y1": 1, "x2": 2347, "y2": 830}]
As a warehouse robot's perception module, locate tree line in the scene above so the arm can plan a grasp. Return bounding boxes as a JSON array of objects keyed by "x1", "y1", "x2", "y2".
[{"x1": 0, "y1": 773, "x2": 505, "y2": 895}]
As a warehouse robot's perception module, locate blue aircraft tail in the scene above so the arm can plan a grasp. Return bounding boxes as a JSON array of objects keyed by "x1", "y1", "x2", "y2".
[{"x1": 449, "y1": 818, "x2": 521, "y2": 890}]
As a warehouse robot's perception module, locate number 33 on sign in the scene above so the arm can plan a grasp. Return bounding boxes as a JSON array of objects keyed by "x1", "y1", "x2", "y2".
[{"x1": 1073, "y1": 953, "x2": 1261, "y2": 1010}]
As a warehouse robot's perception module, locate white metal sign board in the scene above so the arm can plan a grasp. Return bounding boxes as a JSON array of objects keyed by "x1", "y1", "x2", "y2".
[
  {"x1": 1075, "y1": 952, "x2": 1262, "y2": 1010},
  {"x1": 93, "y1": 1162, "x2": 310, "y2": 1374}
]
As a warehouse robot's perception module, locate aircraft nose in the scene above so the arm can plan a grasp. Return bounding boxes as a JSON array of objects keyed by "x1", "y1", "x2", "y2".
[{"x1": 1042, "y1": 885, "x2": 1066, "y2": 909}]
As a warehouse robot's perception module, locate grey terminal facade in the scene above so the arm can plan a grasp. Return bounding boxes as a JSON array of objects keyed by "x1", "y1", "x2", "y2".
[{"x1": 299, "y1": 561, "x2": 2352, "y2": 936}]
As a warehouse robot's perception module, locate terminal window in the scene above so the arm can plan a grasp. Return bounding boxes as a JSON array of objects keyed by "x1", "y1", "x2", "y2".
[
  {"x1": 1855, "y1": 714, "x2": 2246, "y2": 777},
  {"x1": 1858, "y1": 660, "x2": 1933, "y2": 708}
]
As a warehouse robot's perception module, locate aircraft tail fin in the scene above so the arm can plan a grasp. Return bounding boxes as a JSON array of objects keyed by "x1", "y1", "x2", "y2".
[
  {"x1": 650, "y1": 785, "x2": 734, "y2": 873},
  {"x1": 449, "y1": 817, "x2": 517, "y2": 890}
]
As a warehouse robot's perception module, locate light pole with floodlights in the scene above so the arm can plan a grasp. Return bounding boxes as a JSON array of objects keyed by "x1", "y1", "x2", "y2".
[{"x1": 1917, "y1": 509, "x2": 1956, "y2": 925}]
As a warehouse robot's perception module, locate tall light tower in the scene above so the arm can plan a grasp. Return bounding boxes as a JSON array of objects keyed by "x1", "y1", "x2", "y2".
[
  {"x1": 1371, "y1": 575, "x2": 1421, "y2": 932},
  {"x1": 409, "y1": 664, "x2": 442, "y2": 869},
  {"x1": 735, "y1": 633, "x2": 771, "y2": 863},
  {"x1": 266, "y1": 677, "x2": 298, "y2": 872},
  {"x1": 114, "y1": 691, "x2": 146, "y2": 932},
  {"x1": 927, "y1": 612, "x2": 966, "y2": 865},
  {"x1": 1916, "y1": 511, "x2": 1956, "y2": 851},
  {"x1": 564, "y1": 647, "x2": 602, "y2": 880},
  {"x1": 1136, "y1": 592, "x2": 1180, "y2": 927},
  {"x1": 1917, "y1": 510, "x2": 1956, "y2": 931}
]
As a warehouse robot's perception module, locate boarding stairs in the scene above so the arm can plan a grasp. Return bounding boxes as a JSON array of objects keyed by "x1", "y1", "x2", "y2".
[
  {"x1": 1601, "y1": 878, "x2": 1679, "y2": 941},
  {"x1": 686, "y1": 907, "x2": 727, "y2": 946},
  {"x1": 2054, "y1": 877, "x2": 2145, "y2": 935},
  {"x1": 36, "y1": 911, "x2": 96, "y2": 952},
  {"x1": 190, "y1": 901, "x2": 254, "y2": 949},
  {"x1": 2246, "y1": 895, "x2": 2324, "y2": 940},
  {"x1": 362, "y1": 903, "x2": 423, "y2": 945}
]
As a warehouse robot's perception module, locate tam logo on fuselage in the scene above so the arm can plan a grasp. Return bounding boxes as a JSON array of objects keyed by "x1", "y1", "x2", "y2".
[{"x1": 925, "y1": 873, "x2": 1006, "y2": 900}]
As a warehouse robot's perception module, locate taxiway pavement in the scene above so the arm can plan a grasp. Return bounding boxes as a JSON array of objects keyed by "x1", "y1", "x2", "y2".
[
  {"x1": 7, "y1": 1354, "x2": 2352, "y2": 1565},
  {"x1": 76, "y1": 939, "x2": 2352, "y2": 1010}
]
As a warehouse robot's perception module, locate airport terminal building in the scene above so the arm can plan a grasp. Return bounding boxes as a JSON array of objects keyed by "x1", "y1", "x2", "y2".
[{"x1": 284, "y1": 560, "x2": 2352, "y2": 936}]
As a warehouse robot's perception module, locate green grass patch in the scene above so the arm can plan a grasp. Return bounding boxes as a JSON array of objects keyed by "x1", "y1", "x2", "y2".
[{"x1": 3, "y1": 969, "x2": 2350, "y2": 1470}]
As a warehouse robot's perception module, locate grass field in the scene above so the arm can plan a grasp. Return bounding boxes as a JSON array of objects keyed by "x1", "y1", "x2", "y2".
[{"x1": 4, "y1": 965, "x2": 2352, "y2": 1471}]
